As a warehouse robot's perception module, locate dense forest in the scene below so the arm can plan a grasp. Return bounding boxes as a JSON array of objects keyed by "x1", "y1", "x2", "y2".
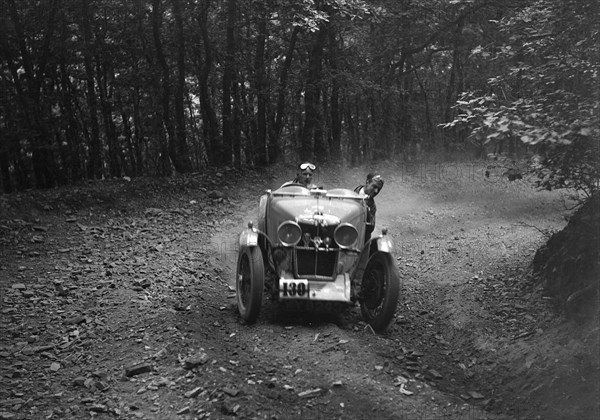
[{"x1": 0, "y1": 0, "x2": 598, "y2": 194}]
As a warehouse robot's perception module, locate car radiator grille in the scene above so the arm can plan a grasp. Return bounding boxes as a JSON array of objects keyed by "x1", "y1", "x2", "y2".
[
  {"x1": 295, "y1": 249, "x2": 337, "y2": 279},
  {"x1": 294, "y1": 223, "x2": 338, "y2": 279}
]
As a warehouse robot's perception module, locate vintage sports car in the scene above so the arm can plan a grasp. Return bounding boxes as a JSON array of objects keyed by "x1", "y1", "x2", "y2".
[{"x1": 236, "y1": 183, "x2": 400, "y2": 332}]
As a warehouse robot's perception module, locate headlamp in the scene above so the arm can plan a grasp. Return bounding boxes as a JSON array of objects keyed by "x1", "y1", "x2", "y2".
[
  {"x1": 277, "y1": 221, "x2": 302, "y2": 246},
  {"x1": 333, "y1": 223, "x2": 358, "y2": 249}
]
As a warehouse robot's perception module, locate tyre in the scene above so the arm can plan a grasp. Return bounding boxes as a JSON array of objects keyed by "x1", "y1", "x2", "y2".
[
  {"x1": 236, "y1": 246, "x2": 264, "y2": 323},
  {"x1": 360, "y1": 252, "x2": 400, "y2": 332}
]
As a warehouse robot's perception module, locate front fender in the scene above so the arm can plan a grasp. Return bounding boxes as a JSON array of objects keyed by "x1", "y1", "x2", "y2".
[
  {"x1": 257, "y1": 193, "x2": 269, "y2": 233},
  {"x1": 373, "y1": 233, "x2": 394, "y2": 254},
  {"x1": 351, "y1": 230, "x2": 395, "y2": 284},
  {"x1": 363, "y1": 228, "x2": 395, "y2": 256},
  {"x1": 239, "y1": 225, "x2": 259, "y2": 248}
]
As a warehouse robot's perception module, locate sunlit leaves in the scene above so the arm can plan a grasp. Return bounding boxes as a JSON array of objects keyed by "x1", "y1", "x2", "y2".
[
  {"x1": 291, "y1": 0, "x2": 373, "y2": 32},
  {"x1": 444, "y1": 0, "x2": 599, "y2": 197}
]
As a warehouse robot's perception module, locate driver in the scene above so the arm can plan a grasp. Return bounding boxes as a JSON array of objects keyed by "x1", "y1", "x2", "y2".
[
  {"x1": 355, "y1": 173, "x2": 384, "y2": 239},
  {"x1": 282, "y1": 162, "x2": 318, "y2": 189}
]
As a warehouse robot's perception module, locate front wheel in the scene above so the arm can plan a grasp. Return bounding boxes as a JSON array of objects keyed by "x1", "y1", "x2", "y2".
[
  {"x1": 236, "y1": 246, "x2": 264, "y2": 323},
  {"x1": 360, "y1": 253, "x2": 400, "y2": 332}
]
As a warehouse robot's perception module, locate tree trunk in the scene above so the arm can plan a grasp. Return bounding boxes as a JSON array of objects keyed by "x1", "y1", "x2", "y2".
[
  {"x1": 222, "y1": 0, "x2": 237, "y2": 165},
  {"x1": 120, "y1": 104, "x2": 136, "y2": 177},
  {"x1": 413, "y1": 64, "x2": 435, "y2": 149},
  {"x1": 443, "y1": 19, "x2": 465, "y2": 150},
  {"x1": 8, "y1": 0, "x2": 60, "y2": 188},
  {"x1": 232, "y1": 80, "x2": 242, "y2": 167},
  {"x1": 172, "y1": 0, "x2": 192, "y2": 172},
  {"x1": 186, "y1": 94, "x2": 207, "y2": 167},
  {"x1": 132, "y1": 85, "x2": 145, "y2": 175},
  {"x1": 345, "y1": 97, "x2": 361, "y2": 167},
  {"x1": 301, "y1": 24, "x2": 327, "y2": 161},
  {"x1": 271, "y1": 26, "x2": 300, "y2": 163},
  {"x1": 95, "y1": 57, "x2": 121, "y2": 177},
  {"x1": 150, "y1": 83, "x2": 172, "y2": 176},
  {"x1": 253, "y1": 1, "x2": 268, "y2": 165},
  {"x1": 195, "y1": 0, "x2": 220, "y2": 164},
  {"x1": 0, "y1": 139, "x2": 13, "y2": 193},
  {"x1": 58, "y1": 19, "x2": 83, "y2": 182},
  {"x1": 328, "y1": 28, "x2": 341, "y2": 159},
  {"x1": 81, "y1": 0, "x2": 102, "y2": 179},
  {"x1": 152, "y1": 0, "x2": 178, "y2": 173},
  {"x1": 239, "y1": 82, "x2": 256, "y2": 166},
  {"x1": 314, "y1": 86, "x2": 327, "y2": 159}
]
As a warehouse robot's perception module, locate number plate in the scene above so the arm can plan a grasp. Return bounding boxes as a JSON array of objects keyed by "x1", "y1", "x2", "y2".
[{"x1": 279, "y1": 279, "x2": 310, "y2": 299}]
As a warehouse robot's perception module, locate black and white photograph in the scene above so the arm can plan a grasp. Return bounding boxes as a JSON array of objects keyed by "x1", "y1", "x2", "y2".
[{"x1": 0, "y1": 0, "x2": 598, "y2": 419}]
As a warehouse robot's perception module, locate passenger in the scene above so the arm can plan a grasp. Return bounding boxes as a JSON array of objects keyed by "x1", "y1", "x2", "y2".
[
  {"x1": 282, "y1": 162, "x2": 318, "y2": 189},
  {"x1": 355, "y1": 173, "x2": 384, "y2": 240}
]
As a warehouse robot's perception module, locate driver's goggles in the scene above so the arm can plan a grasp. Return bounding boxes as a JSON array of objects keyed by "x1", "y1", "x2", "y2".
[{"x1": 299, "y1": 162, "x2": 316, "y2": 171}]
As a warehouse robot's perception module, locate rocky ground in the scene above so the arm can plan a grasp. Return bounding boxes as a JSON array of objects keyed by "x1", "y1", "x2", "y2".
[{"x1": 0, "y1": 161, "x2": 598, "y2": 420}]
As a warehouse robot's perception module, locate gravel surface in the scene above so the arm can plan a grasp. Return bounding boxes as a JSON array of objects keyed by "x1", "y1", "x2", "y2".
[{"x1": 0, "y1": 161, "x2": 598, "y2": 419}]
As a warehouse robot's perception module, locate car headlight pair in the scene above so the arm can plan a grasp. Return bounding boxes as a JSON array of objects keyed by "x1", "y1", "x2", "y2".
[{"x1": 277, "y1": 221, "x2": 358, "y2": 248}]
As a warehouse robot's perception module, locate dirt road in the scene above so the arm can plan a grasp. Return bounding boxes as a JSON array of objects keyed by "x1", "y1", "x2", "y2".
[{"x1": 0, "y1": 161, "x2": 597, "y2": 419}]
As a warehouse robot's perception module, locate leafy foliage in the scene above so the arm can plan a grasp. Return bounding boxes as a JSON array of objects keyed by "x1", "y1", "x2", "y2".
[
  {"x1": 1, "y1": 0, "x2": 596, "y2": 192},
  {"x1": 444, "y1": 0, "x2": 600, "y2": 198}
]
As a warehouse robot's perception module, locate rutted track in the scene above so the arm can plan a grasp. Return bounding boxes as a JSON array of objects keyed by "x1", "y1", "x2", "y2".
[{"x1": 1, "y1": 162, "x2": 596, "y2": 419}]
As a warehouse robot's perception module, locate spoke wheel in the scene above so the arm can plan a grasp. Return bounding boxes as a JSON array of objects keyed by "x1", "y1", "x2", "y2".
[
  {"x1": 360, "y1": 253, "x2": 400, "y2": 332},
  {"x1": 236, "y1": 246, "x2": 264, "y2": 323}
]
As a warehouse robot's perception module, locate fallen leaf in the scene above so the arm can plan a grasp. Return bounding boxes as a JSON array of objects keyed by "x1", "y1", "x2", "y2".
[
  {"x1": 298, "y1": 388, "x2": 322, "y2": 398},
  {"x1": 399, "y1": 384, "x2": 413, "y2": 396},
  {"x1": 469, "y1": 391, "x2": 485, "y2": 399}
]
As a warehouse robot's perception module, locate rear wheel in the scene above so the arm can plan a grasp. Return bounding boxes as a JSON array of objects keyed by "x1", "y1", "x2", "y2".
[
  {"x1": 360, "y1": 253, "x2": 400, "y2": 332},
  {"x1": 236, "y1": 246, "x2": 264, "y2": 323}
]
